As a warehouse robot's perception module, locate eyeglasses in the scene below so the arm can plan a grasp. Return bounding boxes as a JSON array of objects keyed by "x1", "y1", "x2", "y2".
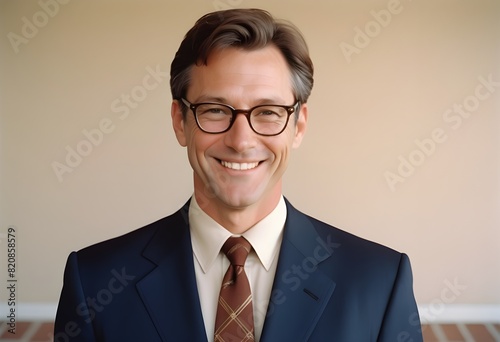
[{"x1": 179, "y1": 98, "x2": 300, "y2": 136}]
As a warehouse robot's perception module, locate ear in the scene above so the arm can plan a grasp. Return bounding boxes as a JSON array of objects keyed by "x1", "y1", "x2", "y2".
[
  {"x1": 292, "y1": 103, "x2": 308, "y2": 149},
  {"x1": 171, "y1": 100, "x2": 187, "y2": 147}
]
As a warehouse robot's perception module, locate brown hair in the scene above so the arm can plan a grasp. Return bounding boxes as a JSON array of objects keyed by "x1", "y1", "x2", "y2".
[{"x1": 170, "y1": 8, "x2": 314, "y2": 112}]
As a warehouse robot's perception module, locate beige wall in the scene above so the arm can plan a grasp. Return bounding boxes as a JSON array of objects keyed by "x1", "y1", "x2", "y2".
[{"x1": 1, "y1": 0, "x2": 499, "y2": 315}]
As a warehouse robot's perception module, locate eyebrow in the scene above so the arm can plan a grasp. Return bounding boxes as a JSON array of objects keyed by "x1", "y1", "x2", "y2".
[{"x1": 193, "y1": 95, "x2": 291, "y2": 106}]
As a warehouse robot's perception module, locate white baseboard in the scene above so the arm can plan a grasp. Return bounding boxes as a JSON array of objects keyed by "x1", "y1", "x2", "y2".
[
  {"x1": 1, "y1": 303, "x2": 499, "y2": 322},
  {"x1": 1, "y1": 303, "x2": 57, "y2": 321},
  {"x1": 418, "y1": 304, "x2": 500, "y2": 323}
]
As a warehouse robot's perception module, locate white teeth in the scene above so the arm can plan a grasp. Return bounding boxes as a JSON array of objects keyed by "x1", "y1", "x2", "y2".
[{"x1": 221, "y1": 161, "x2": 259, "y2": 170}]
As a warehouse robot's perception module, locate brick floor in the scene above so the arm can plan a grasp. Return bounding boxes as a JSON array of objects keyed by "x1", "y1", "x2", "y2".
[
  {"x1": 0, "y1": 322, "x2": 53, "y2": 342},
  {"x1": 442, "y1": 323, "x2": 465, "y2": 340},
  {"x1": 30, "y1": 323, "x2": 54, "y2": 342}
]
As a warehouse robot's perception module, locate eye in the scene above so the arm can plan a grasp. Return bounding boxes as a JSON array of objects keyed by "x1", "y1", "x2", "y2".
[
  {"x1": 260, "y1": 110, "x2": 279, "y2": 116},
  {"x1": 254, "y1": 106, "x2": 285, "y2": 118},
  {"x1": 197, "y1": 104, "x2": 231, "y2": 116},
  {"x1": 206, "y1": 108, "x2": 225, "y2": 114}
]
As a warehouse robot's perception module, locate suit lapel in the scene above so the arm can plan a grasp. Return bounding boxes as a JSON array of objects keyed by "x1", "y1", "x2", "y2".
[
  {"x1": 133, "y1": 199, "x2": 336, "y2": 341},
  {"x1": 136, "y1": 202, "x2": 208, "y2": 342},
  {"x1": 261, "y1": 200, "x2": 337, "y2": 341}
]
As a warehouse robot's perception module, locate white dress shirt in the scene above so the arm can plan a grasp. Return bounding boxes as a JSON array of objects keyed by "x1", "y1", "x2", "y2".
[{"x1": 189, "y1": 196, "x2": 286, "y2": 342}]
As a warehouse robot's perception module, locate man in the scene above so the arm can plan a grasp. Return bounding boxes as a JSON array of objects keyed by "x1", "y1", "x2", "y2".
[{"x1": 55, "y1": 8, "x2": 422, "y2": 342}]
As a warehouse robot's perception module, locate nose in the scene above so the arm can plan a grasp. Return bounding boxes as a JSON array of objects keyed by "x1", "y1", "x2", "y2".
[{"x1": 223, "y1": 113, "x2": 257, "y2": 152}]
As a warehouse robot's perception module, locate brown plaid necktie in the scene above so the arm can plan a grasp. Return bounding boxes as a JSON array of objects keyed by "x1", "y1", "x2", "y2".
[{"x1": 214, "y1": 237, "x2": 255, "y2": 342}]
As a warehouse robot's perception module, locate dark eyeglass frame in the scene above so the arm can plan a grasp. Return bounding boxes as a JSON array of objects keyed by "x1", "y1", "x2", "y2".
[{"x1": 179, "y1": 98, "x2": 301, "y2": 136}]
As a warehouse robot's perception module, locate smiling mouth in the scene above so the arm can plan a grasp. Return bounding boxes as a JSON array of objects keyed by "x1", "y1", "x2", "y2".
[{"x1": 220, "y1": 160, "x2": 260, "y2": 171}]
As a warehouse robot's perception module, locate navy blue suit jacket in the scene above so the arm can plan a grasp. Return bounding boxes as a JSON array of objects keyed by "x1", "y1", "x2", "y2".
[{"x1": 55, "y1": 199, "x2": 422, "y2": 341}]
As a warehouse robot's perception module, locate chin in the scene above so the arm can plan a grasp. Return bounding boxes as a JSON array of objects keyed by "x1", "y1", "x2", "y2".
[
  {"x1": 215, "y1": 188, "x2": 258, "y2": 207},
  {"x1": 222, "y1": 187, "x2": 278, "y2": 210},
  {"x1": 220, "y1": 195, "x2": 258, "y2": 209}
]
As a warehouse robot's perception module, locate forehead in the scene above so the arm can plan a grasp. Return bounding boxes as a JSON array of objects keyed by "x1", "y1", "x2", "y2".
[{"x1": 187, "y1": 46, "x2": 294, "y2": 104}]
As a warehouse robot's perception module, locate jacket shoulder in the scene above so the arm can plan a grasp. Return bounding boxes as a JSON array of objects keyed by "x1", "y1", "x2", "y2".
[{"x1": 309, "y1": 214, "x2": 401, "y2": 257}]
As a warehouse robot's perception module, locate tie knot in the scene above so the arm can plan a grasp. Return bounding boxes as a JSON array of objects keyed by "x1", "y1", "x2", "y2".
[{"x1": 222, "y1": 237, "x2": 251, "y2": 266}]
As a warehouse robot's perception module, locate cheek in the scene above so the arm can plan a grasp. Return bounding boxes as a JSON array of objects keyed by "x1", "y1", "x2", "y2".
[
  {"x1": 185, "y1": 129, "x2": 200, "y2": 150},
  {"x1": 266, "y1": 135, "x2": 294, "y2": 164},
  {"x1": 185, "y1": 129, "x2": 219, "y2": 162},
  {"x1": 183, "y1": 119, "x2": 203, "y2": 148},
  {"x1": 281, "y1": 127, "x2": 299, "y2": 149}
]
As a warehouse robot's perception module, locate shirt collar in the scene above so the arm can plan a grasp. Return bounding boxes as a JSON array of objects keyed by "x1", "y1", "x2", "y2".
[{"x1": 189, "y1": 196, "x2": 286, "y2": 273}]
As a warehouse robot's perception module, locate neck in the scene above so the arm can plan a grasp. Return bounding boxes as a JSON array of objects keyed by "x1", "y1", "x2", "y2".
[{"x1": 194, "y1": 188, "x2": 281, "y2": 235}]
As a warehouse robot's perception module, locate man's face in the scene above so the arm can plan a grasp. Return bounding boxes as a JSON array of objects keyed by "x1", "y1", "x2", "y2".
[{"x1": 172, "y1": 45, "x2": 307, "y2": 215}]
